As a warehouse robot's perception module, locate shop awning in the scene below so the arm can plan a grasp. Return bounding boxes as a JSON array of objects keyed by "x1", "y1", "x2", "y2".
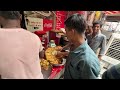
[
  {"x1": 104, "y1": 11, "x2": 120, "y2": 16},
  {"x1": 104, "y1": 11, "x2": 120, "y2": 22},
  {"x1": 106, "y1": 16, "x2": 120, "y2": 22}
]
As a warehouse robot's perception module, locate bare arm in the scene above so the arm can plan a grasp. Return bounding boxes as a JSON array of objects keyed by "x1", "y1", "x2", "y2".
[
  {"x1": 56, "y1": 51, "x2": 69, "y2": 59},
  {"x1": 99, "y1": 36, "x2": 106, "y2": 60},
  {"x1": 39, "y1": 49, "x2": 45, "y2": 59},
  {"x1": 61, "y1": 42, "x2": 72, "y2": 51},
  {"x1": 50, "y1": 29, "x2": 63, "y2": 33},
  {"x1": 39, "y1": 39, "x2": 45, "y2": 59}
]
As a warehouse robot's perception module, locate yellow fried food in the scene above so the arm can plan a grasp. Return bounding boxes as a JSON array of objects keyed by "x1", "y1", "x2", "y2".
[
  {"x1": 40, "y1": 59, "x2": 50, "y2": 70},
  {"x1": 50, "y1": 60, "x2": 59, "y2": 65},
  {"x1": 45, "y1": 47, "x2": 63, "y2": 65},
  {"x1": 54, "y1": 46, "x2": 62, "y2": 51}
]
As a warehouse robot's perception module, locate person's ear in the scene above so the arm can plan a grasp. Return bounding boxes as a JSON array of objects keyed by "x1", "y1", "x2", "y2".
[
  {"x1": 0, "y1": 16, "x2": 4, "y2": 26},
  {"x1": 72, "y1": 29, "x2": 75, "y2": 35},
  {"x1": 20, "y1": 14, "x2": 22, "y2": 22}
]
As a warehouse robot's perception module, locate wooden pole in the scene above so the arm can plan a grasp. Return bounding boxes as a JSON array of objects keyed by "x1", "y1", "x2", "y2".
[
  {"x1": 52, "y1": 11, "x2": 56, "y2": 30},
  {"x1": 48, "y1": 11, "x2": 56, "y2": 43}
]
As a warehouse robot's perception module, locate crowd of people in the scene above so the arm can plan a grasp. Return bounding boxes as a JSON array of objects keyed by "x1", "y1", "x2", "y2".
[{"x1": 0, "y1": 11, "x2": 119, "y2": 79}]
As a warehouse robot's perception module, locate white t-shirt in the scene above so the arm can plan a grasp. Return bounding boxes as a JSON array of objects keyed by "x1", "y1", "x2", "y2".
[{"x1": 0, "y1": 28, "x2": 43, "y2": 79}]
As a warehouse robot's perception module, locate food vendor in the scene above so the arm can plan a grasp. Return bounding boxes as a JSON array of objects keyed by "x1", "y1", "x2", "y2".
[
  {"x1": 56, "y1": 13, "x2": 100, "y2": 79},
  {"x1": 51, "y1": 28, "x2": 69, "y2": 46}
]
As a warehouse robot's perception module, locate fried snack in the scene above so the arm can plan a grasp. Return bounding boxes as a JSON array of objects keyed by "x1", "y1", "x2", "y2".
[
  {"x1": 45, "y1": 47, "x2": 62, "y2": 65},
  {"x1": 50, "y1": 60, "x2": 58, "y2": 64},
  {"x1": 54, "y1": 46, "x2": 62, "y2": 51},
  {"x1": 40, "y1": 59, "x2": 50, "y2": 70}
]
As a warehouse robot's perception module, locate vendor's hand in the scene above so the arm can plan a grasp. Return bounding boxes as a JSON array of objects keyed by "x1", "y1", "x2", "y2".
[
  {"x1": 56, "y1": 51, "x2": 69, "y2": 59},
  {"x1": 55, "y1": 46, "x2": 63, "y2": 51},
  {"x1": 59, "y1": 28, "x2": 66, "y2": 34},
  {"x1": 56, "y1": 51, "x2": 64, "y2": 59}
]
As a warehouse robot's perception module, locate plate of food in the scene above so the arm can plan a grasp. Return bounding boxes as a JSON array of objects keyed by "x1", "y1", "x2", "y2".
[{"x1": 52, "y1": 58, "x2": 66, "y2": 67}]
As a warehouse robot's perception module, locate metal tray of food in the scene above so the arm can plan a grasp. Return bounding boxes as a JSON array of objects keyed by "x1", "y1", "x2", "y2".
[{"x1": 52, "y1": 58, "x2": 66, "y2": 67}]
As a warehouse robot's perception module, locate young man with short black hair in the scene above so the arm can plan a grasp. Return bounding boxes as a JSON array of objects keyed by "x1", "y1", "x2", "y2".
[
  {"x1": 59, "y1": 13, "x2": 100, "y2": 79},
  {"x1": 86, "y1": 21, "x2": 106, "y2": 60}
]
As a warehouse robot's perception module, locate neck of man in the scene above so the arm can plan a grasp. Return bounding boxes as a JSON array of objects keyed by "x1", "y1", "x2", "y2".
[
  {"x1": 2, "y1": 20, "x2": 21, "y2": 28},
  {"x1": 92, "y1": 33, "x2": 97, "y2": 38},
  {"x1": 92, "y1": 30, "x2": 100, "y2": 38},
  {"x1": 72, "y1": 34, "x2": 85, "y2": 50}
]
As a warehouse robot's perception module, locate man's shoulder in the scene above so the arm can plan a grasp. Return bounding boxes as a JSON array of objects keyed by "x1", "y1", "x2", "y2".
[
  {"x1": 85, "y1": 45, "x2": 99, "y2": 62},
  {"x1": 70, "y1": 48, "x2": 99, "y2": 68},
  {"x1": 77, "y1": 45, "x2": 96, "y2": 60},
  {"x1": 76, "y1": 52, "x2": 99, "y2": 66},
  {"x1": 22, "y1": 29, "x2": 40, "y2": 40},
  {"x1": 99, "y1": 33, "x2": 106, "y2": 38}
]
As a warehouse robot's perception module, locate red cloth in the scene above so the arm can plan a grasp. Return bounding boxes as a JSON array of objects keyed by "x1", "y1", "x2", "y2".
[
  {"x1": 49, "y1": 66, "x2": 64, "y2": 79},
  {"x1": 34, "y1": 31, "x2": 46, "y2": 36},
  {"x1": 34, "y1": 31, "x2": 48, "y2": 48}
]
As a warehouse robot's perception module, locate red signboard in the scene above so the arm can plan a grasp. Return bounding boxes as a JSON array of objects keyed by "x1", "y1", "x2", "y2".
[
  {"x1": 56, "y1": 11, "x2": 66, "y2": 30},
  {"x1": 43, "y1": 19, "x2": 53, "y2": 32}
]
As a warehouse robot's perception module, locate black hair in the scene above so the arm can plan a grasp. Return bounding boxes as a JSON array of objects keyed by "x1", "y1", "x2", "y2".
[
  {"x1": 0, "y1": 11, "x2": 21, "y2": 20},
  {"x1": 64, "y1": 13, "x2": 86, "y2": 34},
  {"x1": 93, "y1": 21, "x2": 102, "y2": 28},
  {"x1": 19, "y1": 11, "x2": 27, "y2": 29}
]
